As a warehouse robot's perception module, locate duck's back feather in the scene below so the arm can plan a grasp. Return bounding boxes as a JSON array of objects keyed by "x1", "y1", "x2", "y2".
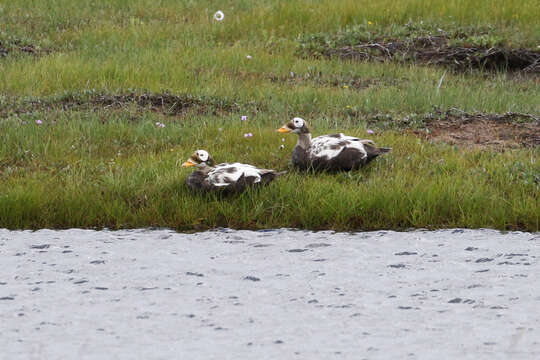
[
  {"x1": 208, "y1": 163, "x2": 262, "y2": 187},
  {"x1": 292, "y1": 133, "x2": 390, "y2": 171},
  {"x1": 310, "y1": 134, "x2": 368, "y2": 160},
  {"x1": 186, "y1": 163, "x2": 283, "y2": 192}
]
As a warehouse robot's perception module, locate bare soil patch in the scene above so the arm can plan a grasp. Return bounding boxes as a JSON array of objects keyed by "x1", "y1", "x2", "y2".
[
  {"x1": 298, "y1": 25, "x2": 540, "y2": 74},
  {"x1": 1, "y1": 92, "x2": 245, "y2": 117},
  {"x1": 330, "y1": 38, "x2": 540, "y2": 74},
  {"x1": 225, "y1": 69, "x2": 402, "y2": 90},
  {"x1": 354, "y1": 108, "x2": 539, "y2": 148},
  {"x1": 0, "y1": 39, "x2": 51, "y2": 58},
  {"x1": 415, "y1": 109, "x2": 540, "y2": 148},
  {"x1": 267, "y1": 71, "x2": 402, "y2": 90}
]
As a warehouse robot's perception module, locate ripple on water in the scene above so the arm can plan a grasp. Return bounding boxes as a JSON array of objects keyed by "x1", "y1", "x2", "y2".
[{"x1": 0, "y1": 228, "x2": 537, "y2": 359}]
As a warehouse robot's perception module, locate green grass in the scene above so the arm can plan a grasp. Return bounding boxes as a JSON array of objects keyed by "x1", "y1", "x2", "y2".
[
  {"x1": 0, "y1": 110, "x2": 537, "y2": 231},
  {"x1": 0, "y1": 0, "x2": 538, "y2": 231}
]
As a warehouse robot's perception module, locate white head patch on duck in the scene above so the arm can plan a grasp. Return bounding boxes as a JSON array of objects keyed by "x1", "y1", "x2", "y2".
[
  {"x1": 278, "y1": 117, "x2": 309, "y2": 134},
  {"x1": 292, "y1": 117, "x2": 305, "y2": 130},
  {"x1": 197, "y1": 150, "x2": 209, "y2": 162},
  {"x1": 182, "y1": 149, "x2": 215, "y2": 168}
]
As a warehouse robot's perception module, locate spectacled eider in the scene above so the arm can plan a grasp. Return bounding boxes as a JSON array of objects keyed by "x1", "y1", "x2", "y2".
[
  {"x1": 277, "y1": 117, "x2": 391, "y2": 171},
  {"x1": 182, "y1": 150, "x2": 285, "y2": 192}
]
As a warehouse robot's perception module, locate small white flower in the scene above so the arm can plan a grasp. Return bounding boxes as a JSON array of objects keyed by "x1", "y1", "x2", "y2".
[
  {"x1": 241, "y1": 115, "x2": 247, "y2": 121},
  {"x1": 281, "y1": 138, "x2": 285, "y2": 142},
  {"x1": 280, "y1": 144, "x2": 285, "y2": 149},
  {"x1": 246, "y1": 55, "x2": 252, "y2": 59},
  {"x1": 213, "y1": 10, "x2": 224, "y2": 21},
  {"x1": 35, "y1": 120, "x2": 43, "y2": 125}
]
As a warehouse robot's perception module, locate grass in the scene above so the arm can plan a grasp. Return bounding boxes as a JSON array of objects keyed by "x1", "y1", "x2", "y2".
[
  {"x1": 0, "y1": 0, "x2": 538, "y2": 231},
  {"x1": 296, "y1": 22, "x2": 540, "y2": 73}
]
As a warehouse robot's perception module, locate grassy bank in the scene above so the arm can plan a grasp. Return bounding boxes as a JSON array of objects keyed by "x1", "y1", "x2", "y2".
[
  {"x1": 0, "y1": 0, "x2": 538, "y2": 231},
  {"x1": 0, "y1": 109, "x2": 537, "y2": 231}
]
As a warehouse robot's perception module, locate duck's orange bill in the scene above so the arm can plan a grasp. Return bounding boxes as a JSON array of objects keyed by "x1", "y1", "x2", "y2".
[
  {"x1": 277, "y1": 126, "x2": 291, "y2": 133},
  {"x1": 182, "y1": 160, "x2": 196, "y2": 167}
]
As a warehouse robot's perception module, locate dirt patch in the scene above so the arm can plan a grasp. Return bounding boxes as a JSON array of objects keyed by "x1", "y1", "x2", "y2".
[
  {"x1": 223, "y1": 69, "x2": 402, "y2": 90},
  {"x1": 267, "y1": 72, "x2": 402, "y2": 90},
  {"x1": 415, "y1": 109, "x2": 540, "y2": 148},
  {"x1": 330, "y1": 39, "x2": 539, "y2": 74},
  {"x1": 83, "y1": 92, "x2": 240, "y2": 115},
  {"x1": 297, "y1": 25, "x2": 540, "y2": 74},
  {"x1": 1, "y1": 92, "x2": 246, "y2": 117},
  {"x1": 0, "y1": 39, "x2": 51, "y2": 58},
  {"x1": 350, "y1": 107, "x2": 539, "y2": 148}
]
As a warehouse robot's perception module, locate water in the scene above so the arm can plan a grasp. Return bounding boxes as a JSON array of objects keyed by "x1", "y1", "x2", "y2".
[{"x1": 1, "y1": 228, "x2": 539, "y2": 359}]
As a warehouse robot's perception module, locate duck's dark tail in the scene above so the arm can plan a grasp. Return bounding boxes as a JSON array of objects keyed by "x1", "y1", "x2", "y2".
[
  {"x1": 364, "y1": 145, "x2": 391, "y2": 164},
  {"x1": 260, "y1": 170, "x2": 287, "y2": 185}
]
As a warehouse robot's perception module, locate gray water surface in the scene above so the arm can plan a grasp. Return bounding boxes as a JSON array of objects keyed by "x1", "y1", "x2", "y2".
[{"x1": 1, "y1": 228, "x2": 539, "y2": 359}]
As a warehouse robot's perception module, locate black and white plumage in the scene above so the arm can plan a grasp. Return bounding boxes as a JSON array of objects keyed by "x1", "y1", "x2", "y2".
[
  {"x1": 182, "y1": 150, "x2": 284, "y2": 192},
  {"x1": 278, "y1": 117, "x2": 391, "y2": 171}
]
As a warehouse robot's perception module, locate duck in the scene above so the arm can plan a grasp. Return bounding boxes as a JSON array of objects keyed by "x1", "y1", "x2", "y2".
[
  {"x1": 277, "y1": 117, "x2": 391, "y2": 171},
  {"x1": 181, "y1": 150, "x2": 285, "y2": 192}
]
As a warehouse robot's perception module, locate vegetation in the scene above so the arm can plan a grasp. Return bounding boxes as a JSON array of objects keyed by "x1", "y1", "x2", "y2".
[
  {"x1": 297, "y1": 22, "x2": 540, "y2": 72},
  {"x1": 0, "y1": 0, "x2": 538, "y2": 231}
]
